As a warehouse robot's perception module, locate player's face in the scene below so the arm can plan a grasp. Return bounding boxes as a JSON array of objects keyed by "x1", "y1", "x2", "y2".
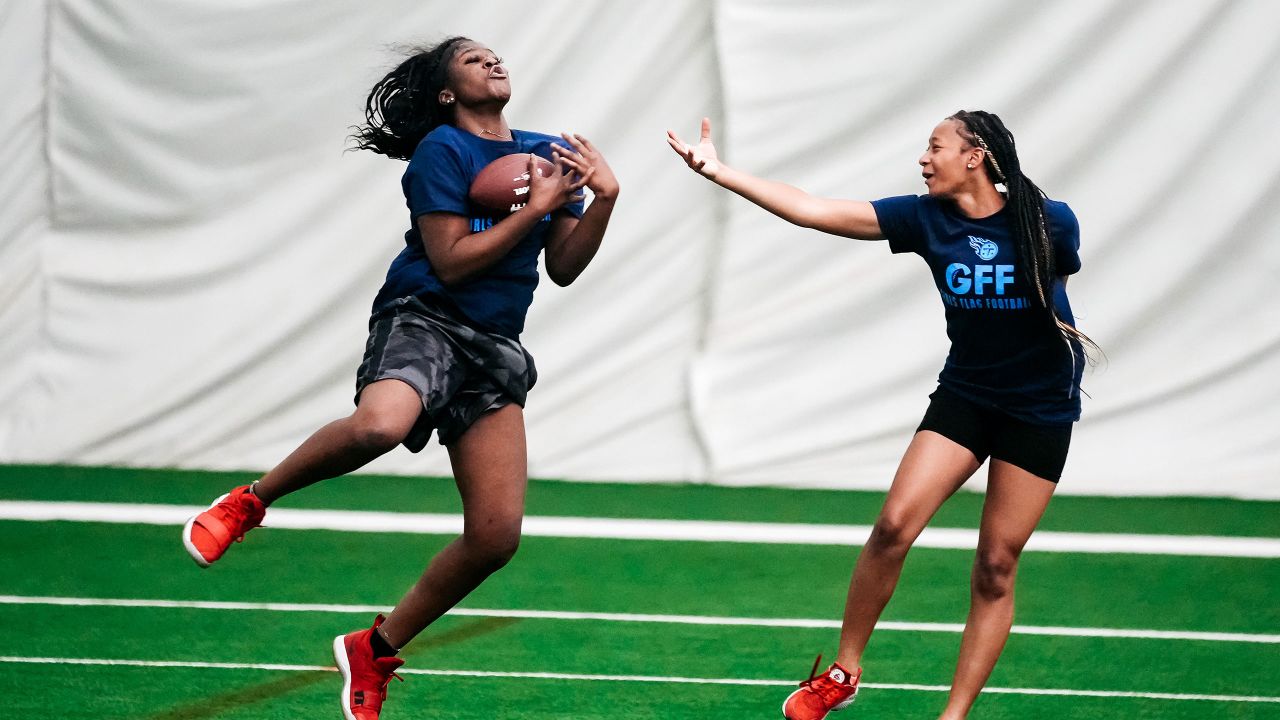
[
  {"x1": 447, "y1": 43, "x2": 511, "y2": 106},
  {"x1": 919, "y1": 120, "x2": 975, "y2": 198}
]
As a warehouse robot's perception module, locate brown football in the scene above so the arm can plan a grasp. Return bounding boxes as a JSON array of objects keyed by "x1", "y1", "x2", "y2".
[{"x1": 468, "y1": 153, "x2": 557, "y2": 214}]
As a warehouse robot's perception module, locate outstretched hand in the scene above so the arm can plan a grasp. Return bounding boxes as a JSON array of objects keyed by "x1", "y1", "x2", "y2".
[{"x1": 666, "y1": 117, "x2": 722, "y2": 180}]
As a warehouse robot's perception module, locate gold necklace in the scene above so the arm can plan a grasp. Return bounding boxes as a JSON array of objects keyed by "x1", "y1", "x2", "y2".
[{"x1": 478, "y1": 127, "x2": 512, "y2": 140}]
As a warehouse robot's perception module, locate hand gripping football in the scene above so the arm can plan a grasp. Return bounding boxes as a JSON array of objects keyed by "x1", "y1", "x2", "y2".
[{"x1": 468, "y1": 153, "x2": 557, "y2": 214}]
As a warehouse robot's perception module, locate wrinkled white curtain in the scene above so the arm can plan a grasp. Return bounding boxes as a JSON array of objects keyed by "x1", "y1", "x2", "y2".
[{"x1": 1, "y1": 0, "x2": 1277, "y2": 498}]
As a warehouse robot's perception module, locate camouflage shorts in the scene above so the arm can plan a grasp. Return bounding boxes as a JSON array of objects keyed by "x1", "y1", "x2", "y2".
[{"x1": 355, "y1": 296, "x2": 537, "y2": 450}]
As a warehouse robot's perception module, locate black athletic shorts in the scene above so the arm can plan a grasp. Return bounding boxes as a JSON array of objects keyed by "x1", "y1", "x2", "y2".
[
  {"x1": 916, "y1": 385, "x2": 1072, "y2": 482},
  {"x1": 355, "y1": 296, "x2": 536, "y2": 451}
]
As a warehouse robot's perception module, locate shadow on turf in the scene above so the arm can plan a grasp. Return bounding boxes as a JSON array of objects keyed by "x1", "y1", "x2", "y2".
[
  {"x1": 145, "y1": 617, "x2": 523, "y2": 720},
  {"x1": 147, "y1": 670, "x2": 330, "y2": 720}
]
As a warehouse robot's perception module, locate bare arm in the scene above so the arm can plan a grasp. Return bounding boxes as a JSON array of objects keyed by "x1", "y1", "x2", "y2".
[
  {"x1": 667, "y1": 118, "x2": 883, "y2": 240},
  {"x1": 543, "y1": 133, "x2": 620, "y2": 286},
  {"x1": 543, "y1": 200, "x2": 614, "y2": 286},
  {"x1": 418, "y1": 153, "x2": 589, "y2": 287}
]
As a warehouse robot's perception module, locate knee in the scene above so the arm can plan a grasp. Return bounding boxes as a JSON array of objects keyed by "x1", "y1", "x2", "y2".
[
  {"x1": 972, "y1": 548, "x2": 1019, "y2": 601},
  {"x1": 348, "y1": 413, "x2": 410, "y2": 454},
  {"x1": 865, "y1": 512, "x2": 916, "y2": 557},
  {"x1": 464, "y1": 522, "x2": 522, "y2": 572}
]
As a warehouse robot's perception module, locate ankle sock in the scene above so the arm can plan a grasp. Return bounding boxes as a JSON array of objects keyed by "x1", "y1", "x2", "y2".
[{"x1": 369, "y1": 628, "x2": 398, "y2": 659}]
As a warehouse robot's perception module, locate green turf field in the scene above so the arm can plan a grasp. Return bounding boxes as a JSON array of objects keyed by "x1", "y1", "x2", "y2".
[{"x1": 1, "y1": 464, "x2": 1277, "y2": 719}]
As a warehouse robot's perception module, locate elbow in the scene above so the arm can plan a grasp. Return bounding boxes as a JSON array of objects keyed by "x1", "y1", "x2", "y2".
[
  {"x1": 785, "y1": 205, "x2": 818, "y2": 230},
  {"x1": 434, "y1": 264, "x2": 470, "y2": 288},
  {"x1": 547, "y1": 268, "x2": 579, "y2": 287},
  {"x1": 791, "y1": 199, "x2": 826, "y2": 230},
  {"x1": 545, "y1": 259, "x2": 581, "y2": 287}
]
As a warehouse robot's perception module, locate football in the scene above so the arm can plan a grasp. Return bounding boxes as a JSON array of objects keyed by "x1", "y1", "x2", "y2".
[{"x1": 468, "y1": 153, "x2": 557, "y2": 214}]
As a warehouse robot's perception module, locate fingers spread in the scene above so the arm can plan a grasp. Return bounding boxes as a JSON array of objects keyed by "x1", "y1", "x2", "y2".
[
  {"x1": 551, "y1": 141, "x2": 574, "y2": 158},
  {"x1": 557, "y1": 153, "x2": 589, "y2": 174},
  {"x1": 560, "y1": 132, "x2": 587, "y2": 155},
  {"x1": 573, "y1": 133, "x2": 597, "y2": 154},
  {"x1": 568, "y1": 166, "x2": 596, "y2": 192}
]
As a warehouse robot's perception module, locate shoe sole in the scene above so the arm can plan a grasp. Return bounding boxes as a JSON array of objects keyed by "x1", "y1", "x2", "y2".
[
  {"x1": 333, "y1": 634, "x2": 359, "y2": 720},
  {"x1": 181, "y1": 493, "x2": 229, "y2": 569},
  {"x1": 781, "y1": 687, "x2": 857, "y2": 719}
]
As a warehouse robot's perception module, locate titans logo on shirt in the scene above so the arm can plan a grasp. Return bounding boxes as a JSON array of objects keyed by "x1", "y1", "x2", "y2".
[{"x1": 969, "y1": 236, "x2": 999, "y2": 261}]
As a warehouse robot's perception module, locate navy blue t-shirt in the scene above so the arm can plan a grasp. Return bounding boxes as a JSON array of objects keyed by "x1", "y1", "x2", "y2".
[
  {"x1": 372, "y1": 124, "x2": 585, "y2": 339},
  {"x1": 871, "y1": 194, "x2": 1084, "y2": 425}
]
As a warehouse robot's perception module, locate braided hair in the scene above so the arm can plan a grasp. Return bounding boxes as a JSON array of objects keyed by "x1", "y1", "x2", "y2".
[
  {"x1": 949, "y1": 110, "x2": 1100, "y2": 362},
  {"x1": 350, "y1": 37, "x2": 471, "y2": 161}
]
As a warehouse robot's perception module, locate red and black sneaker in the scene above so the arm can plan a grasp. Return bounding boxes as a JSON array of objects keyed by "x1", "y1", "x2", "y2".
[
  {"x1": 782, "y1": 656, "x2": 861, "y2": 720},
  {"x1": 181, "y1": 485, "x2": 266, "y2": 568},
  {"x1": 334, "y1": 615, "x2": 405, "y2": 720}
]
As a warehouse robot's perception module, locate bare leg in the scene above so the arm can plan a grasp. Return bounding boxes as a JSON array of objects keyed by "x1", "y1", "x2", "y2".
[
  {"x1": 938, "y1": 461, "x2": 1055, "y2": 720},
  {"x1": 252, "y1": 379, "x2": 422, "y2": 505},
  {"x1": 377, "y1": 403, "x2": 528, "y2": 649},
  {"x1": 834, "y1": 431, "x2": 981, "y2": 669}
]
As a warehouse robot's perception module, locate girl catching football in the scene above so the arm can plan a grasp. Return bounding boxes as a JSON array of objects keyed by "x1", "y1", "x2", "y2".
[{"x1": 184, "y1": 37, "x2": 618, "y2": 720}]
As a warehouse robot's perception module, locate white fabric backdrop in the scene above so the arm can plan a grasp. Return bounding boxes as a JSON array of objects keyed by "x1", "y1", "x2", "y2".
[
  {"x1": 1, "y1": 0, "x2": 1277, "y2": 498},
  {"x1": 0, "y1": 1, "x2": 49, "y2": 455}
]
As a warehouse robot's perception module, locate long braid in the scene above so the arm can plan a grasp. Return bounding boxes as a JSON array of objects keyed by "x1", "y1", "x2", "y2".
[
  {"x1": 350, "y1": 37, "x2": 471, "y2": 161},
  {"x1": 949, "y1": 110, "x2": 1100, "y2": 362}
]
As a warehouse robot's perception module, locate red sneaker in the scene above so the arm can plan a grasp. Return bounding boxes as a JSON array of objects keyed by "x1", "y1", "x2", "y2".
[
  {"x1": 334, "y1": 615, "x2": 405, "y2": 720},
  {"x1": 782, "y1": 656, "x2": 861, "y2": 720},
  {"x1": 181, "y1": 485, "x2": 266, "y2": 568}
]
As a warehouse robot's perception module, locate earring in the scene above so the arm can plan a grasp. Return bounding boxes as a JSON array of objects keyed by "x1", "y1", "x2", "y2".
[{"x1": 967, "y1": 164, "x2": 974, "y2": 168}]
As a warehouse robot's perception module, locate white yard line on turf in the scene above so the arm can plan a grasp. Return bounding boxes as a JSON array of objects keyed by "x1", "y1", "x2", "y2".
[
  {"x1": 0, "y1": 655, "x2": 1276, "y2": 704},
  {"x1": 2, "y1": 594, "x2": 1277, "y2": 645},
  {"x1": 3, "y1": 500, "x2": 1278, "y2": 557}
]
